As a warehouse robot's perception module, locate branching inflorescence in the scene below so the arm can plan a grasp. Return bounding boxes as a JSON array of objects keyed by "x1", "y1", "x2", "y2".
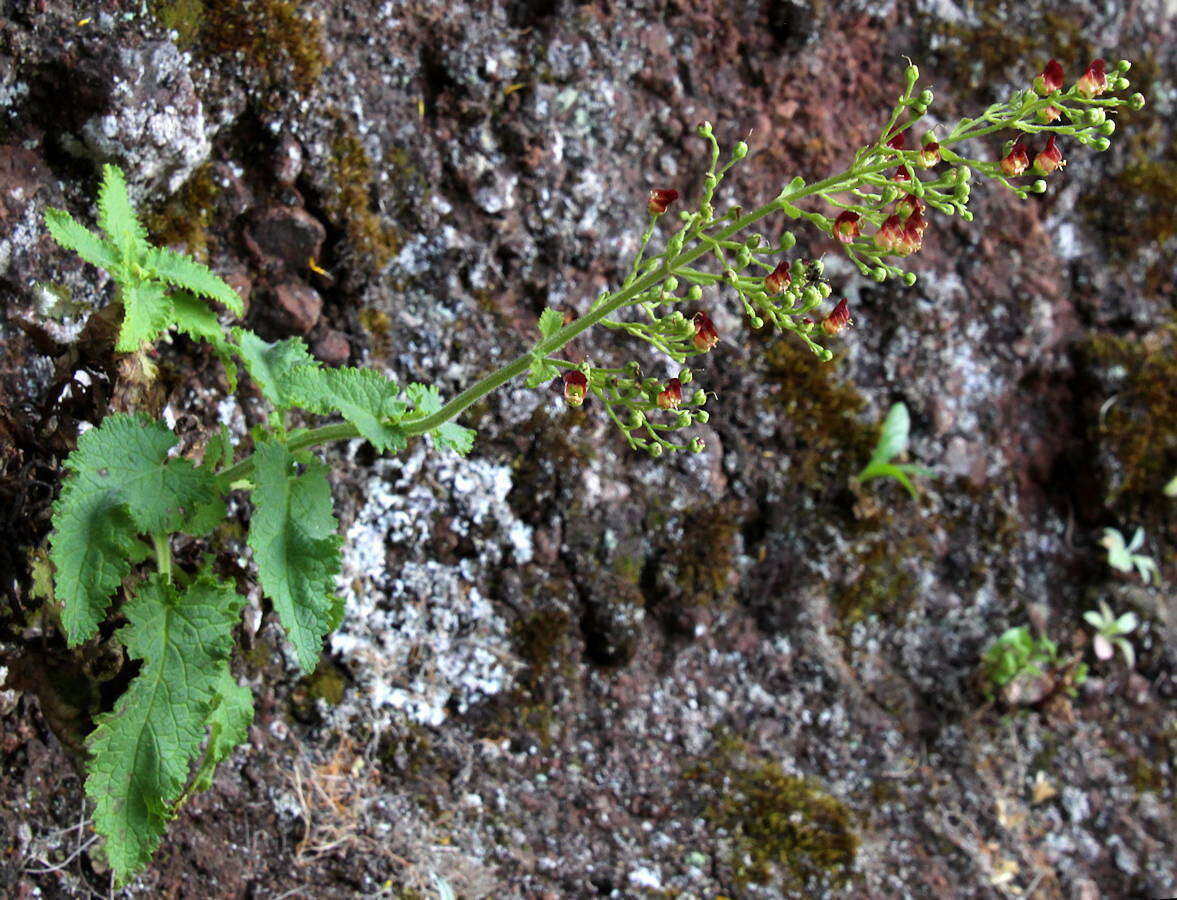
[{"x1": 40, "y1": 58, "x2": 1141, "y2": 885}]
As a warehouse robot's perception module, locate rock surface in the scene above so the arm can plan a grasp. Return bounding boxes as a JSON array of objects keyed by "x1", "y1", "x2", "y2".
[{"x1": 0, "y1": 1, "x2": 1174, "y2": 898}]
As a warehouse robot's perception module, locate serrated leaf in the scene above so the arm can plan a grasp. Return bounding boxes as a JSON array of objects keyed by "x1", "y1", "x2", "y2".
[
  {"x1": 283, "y1": 366, "x2": 408, "y2": 452},
  {"x1": 145, "y1": 246, "x2": 244, "y2": 315},
  {"x1": 526, "y1": 353, "x2": 558, "y2": 389},
  {"x1": 172, "y1": 292, "x2": 237, "y2": 390},
  {"x1": 248, "y1": 441, "x2": 342, "y2": 672},
  {"x1": 537, "y1": 307, "x2": 564, "y2": 340},
  {"x1": 201, "y1": 425, "x2": 233, "y2": 473},
  {"x1": 434, "y1": 421, "x2": 476, "y2": 455},
  {"x1": 97, "y1": 164, "x2": 149, "y2": 260},
  {"x1": 406, "y1": 382, "x2": 443, "y2": 415},
  {"x1": 190, "y1": 663, "x2": 253, "y2": 795},
  {"x1": 44, "y1": 208, "x2": 122, "y2": 272},
  {"x1": 234, "y1": 329, "x2": 317, "y2": 409},
  {"x1": 50, "y1": 414, "x2": 221, "y2": 645},
  {"x1": 116, "y1": 281, "x2": 175, "y2": 351},
  {"x1": 85, "y1": 575, "x2": 243, "y2": 886}
]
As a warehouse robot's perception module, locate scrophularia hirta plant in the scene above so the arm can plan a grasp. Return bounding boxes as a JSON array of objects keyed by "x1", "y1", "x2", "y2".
[{"x1": 40, "y1": 58, "x2": 1142, "y2": 883}]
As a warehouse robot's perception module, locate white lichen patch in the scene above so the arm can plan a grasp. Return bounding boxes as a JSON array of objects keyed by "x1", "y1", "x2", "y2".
[{"x1": 330, "y1": 444, "x2": 531, "y2": 729}]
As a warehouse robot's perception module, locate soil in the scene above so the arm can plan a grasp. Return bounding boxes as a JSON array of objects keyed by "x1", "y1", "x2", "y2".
[{"x1": 1, "y1": 1, "x2": 1175, "y2": 898}]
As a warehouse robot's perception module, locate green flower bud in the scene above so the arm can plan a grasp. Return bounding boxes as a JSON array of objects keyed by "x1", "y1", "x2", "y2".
[
  {"x1": 872, "y1": 266, "x2": 887, "y2": 282},
  {"x1": 689, "y1": 437, "x2": 705, "y2": 453},
  {"x1": 1086, "y1": 107, "x2": 1106, "y2": 125},
  {"x1": 694, "y1": 409, "x2": 710, "y2": 424},
  {"x1": 918, "y1": 89, "x2": 934, "y2": 106},
  {"x1": 678, "y1": 367, "x2": 693, "y2": 384},
  {"x1": 687, "y1": 285, "x2": 703, "y2": 301},
  {"x1": 664, "y1": 276, "x2": 679, "y2": 293},
  {"x1": 910, "y1": 103, "x2": 928, "y2": 117},
  {"x1": 625, "y1": 360, "x2": 642, "y2": 377},
  {"x1": 960, "y1": 210, "x2": 974, "y2": 222},
  {"x1": 749, "y1": 315, "x2": 764, "y2": 329},
  {"x1": 745, "y1": 233, "x2": 763, "y2": 249},
  {"x1": 733, "y1": 141, "x2": 749, "y2": 159},
  {"x1": 1099, "y1": 120, "x2": 1116, "y2": 136},
  {"x1": 1115, "y1": 60, "x2": 1131, "y2": 74},
  {"x1": 905, "y1": 64, "x2": 919, "y2": 87},
  {"x1": 697, "y1": 121, "x2": 714, "y2": 138},
  {"x1": 736, "y1": 248, "x2": 753, "y2": 267},
  {"x1": 880, "y1": 185, "x2": 899, "y2": 204},
  {"x1": 692, "y1": 389, "x2": 706, "y2": 406},
  {"x1": 676, "y1": 411, "x2": 692, "y2": 427},
  {"x1": 779, "y1": 231, "x2": 797, "y2": 250},
  {"x1": 802, "y1": 286, "x2": 821, "y2": 306},
  {"x1": 1031, "y1": 179, "x2": 1047, "y2": 193},
  {"x1": 809, "y1": 258, "x2": 824, "y2": 278},
  {"x1": 629, "y1": 410, "x2": 645, "y2": 429},
  {"x1": 818, "y1": 282, "x2": 832, "y2": 299},
  {"x1": 1129, "y1": 93, "x2": 1146, "y2": 110},
  {"x1": 816, "y1": 347, "x2": 834, "y2": 362},
  {"x1": 1024, "y1": 89, "x2": 1040, "y2": 102},
  {"x1": 1092, "y1": 136, "x2": 1111, "y2": 151},
  {"x1": 956, "y1": 165, "x2": 972, "y2": 183},
  {"x1": 903, "y1": 272, "x2": 917, "y2": 286},
  {"x1": 649, "y1": 442, "x2": 663, "y2": 458}
]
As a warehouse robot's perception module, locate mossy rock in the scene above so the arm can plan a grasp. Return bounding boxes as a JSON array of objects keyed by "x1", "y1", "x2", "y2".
[{"x1": 684, "y1": 731, "x2": 858, "y2": 892}]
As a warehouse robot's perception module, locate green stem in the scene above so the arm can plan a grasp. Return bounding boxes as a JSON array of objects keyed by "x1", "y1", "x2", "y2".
[{"x1": 153, "y1": 533, "x2": 172, "y2": 582}]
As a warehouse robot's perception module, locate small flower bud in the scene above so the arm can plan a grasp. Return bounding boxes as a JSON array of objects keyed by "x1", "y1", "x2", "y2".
[
  {"x1": 1031, "y1": 179, "x2": 1047, "y2": 193},
  {"x1": 676, "y1": 411, "x2": 692, "y2": 427},
  {"x1": 657, "y1": 378, "x2": 683, "y2": 410},
  {"x1": 563, "y1": 370, "x2": 588, "y2": 407},
  {"x1": 802, "y1": 285, "x2": 822, "y2": 307},
  {"x1": 999, "y1": 141, "x2": 1030, "y2": 177},
  {"x1": 628, "y1": 410, "x2": 645, "y2": 428},
  {"x1": 1032, "y1": 135, "x2": 1066, "y2": 175},
  {"x1": 818, "y1": 283, "x2": 832, "y2": 299},
  {"x1": 1076, "y1": 59, "x2": 1108, "y2": 98},
  {"x1": 917, "y1": 141, "x2": 941, "y2": 168},
  {"x1": 1034, "y1": 59, "x2": 1065, "y2": 95},
  {"x1": 691, "y1": 389, "x2": 706, "y2": 406},
  {"x1": 678, "y1": 367, "x2": 693, "y2": 384},
  {"x1": 695, "y1": 410, "x2": 710, "y2": 424},
  {"x1": 1092, "y1": 136, "x2": 1111, "y2": 152},
  {"x1": 872, "y1": 266, "x2": 887, "y2": 282},
  {"x1": 1086, "y1": 107, "x2": 1106, "y2": 125},
  {"x1": 902, "y1": 271, "x2": 918, "y2": 286},
  {"x1": 691, "y1": 311, "x2": 719, "y2": 352},
  {"x1": 648, "y1": 188, "x2": 679, "y2": 215},
  {"x1": 886, "y1": 131, "x2": 905, "y2": 151},
  {"x1": 649, "y1": 442, "x2": 663, "y2": 458},
  {"x1": 821, "y1": 298, "x2": 852, "y2": 336},
  {"x1": 687, "y1": 285, "x2": 703, "y2": 301},
  {"x1": 918, "y1": 89, "x2": 934, "y2": 106},
  {"x1": 1128, "y1": 92, "x2": 1146, "y2": 110},
  {"x1": 733, "y1": 141, "x2": 749, "y2": 159},
  {"x1": 749, "y1": 315, "x2": 764, "y2": 329},
  {"x1": 833, "y1": 210, "x2": 861, "y2": 243},
  {"x1": 905, "y1": 64, "x2": 920, "y2": 87},
  {"x1": 689, "y1": 437, "x2": 706, "y2": 453}
]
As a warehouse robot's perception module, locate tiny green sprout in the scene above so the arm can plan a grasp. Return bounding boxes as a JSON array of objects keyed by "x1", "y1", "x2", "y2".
[
  {"x1": 979, "y1": 626, "x2": 1066, "y2": 702},
  {"x1": 1100, "y1": 526, "x2": 1161, "y2": 585},
  {"x1": 857, "y1": 402, "x2": 935, "y2": 498},
  {"x1": 1083, "y1": 600, "x2": 1139, "y2": 668}
]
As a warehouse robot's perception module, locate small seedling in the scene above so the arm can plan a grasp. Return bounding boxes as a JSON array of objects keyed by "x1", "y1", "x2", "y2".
[
  {"x1": 856, "y1": 402, "x2": 934, "y2": 498},
  {"x1": 1083, "y1": 600, "x2": 1139, "y2": 667},
  {"x1": 978, "y1": 626, "x2": 1086, "y2": 703},
  {"x1": 1100, "y1": 527, "x2": 1160, "y2": 585}
]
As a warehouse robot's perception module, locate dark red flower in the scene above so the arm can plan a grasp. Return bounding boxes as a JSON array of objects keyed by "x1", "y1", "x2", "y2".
[
  {"x1": 1000, "y1": 142, "x2": 1030, "y2": 177},
  {"x1": 765, "y1": 260, "x2": 793, "y2": 294},
  {"x1": 657, "y1": 378, "x2": 683, "y2": 409},
  {"x1": 833, "y1": 211, "x2": 861, "y2": 244},
  {"x1": 917, "y1": 141, "x2": 941, "y2": 168},
  {"x1": 1076, "y1": 59, "x2": 1107, "y2": 98},
  {"x1": 1034, "y1": 59, "x2": 1065, "y2": 95},
  {"x1": 1032, "y1": 135, "x2": 1066, "y2": 175},
  {"x1": 875, "y1": 214, "x2": 905, "y2": 253},
  {"x1": 563, "y1": 370, "x2": 588, "y2": 407},
  {"x1": 821, "y1": 299, "x2": 852, "y2": 336},
  {"x1": 648, "y1": 188, "x2": 679, "y2": 215},
  {"x1": 691, "y1": 311, "x2": 719, "y2": 352}
]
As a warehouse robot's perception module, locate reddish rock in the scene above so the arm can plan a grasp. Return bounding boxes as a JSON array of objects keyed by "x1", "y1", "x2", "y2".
[
  {"x1": 244, "y1": 206, "x2": 326, "y2": 272},
  {"x1": 311, "y1": 329, "x2": 350, "y2": 366},
  {"x1": 221, "y1": 270, "x2": 253, "y2": 316},
  {"x1": 269, "y1": 279, "x2": 322, "y2": 335}
]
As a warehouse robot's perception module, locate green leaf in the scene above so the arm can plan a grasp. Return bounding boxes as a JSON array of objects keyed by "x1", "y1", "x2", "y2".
[
  {"x1": 234, "y1": 329, "x2": 317, "y2": 409},
  {"x1": 405, "y1": 383, "x2": 477, "y2": 455},
  {"x1": 85, "y1": 574, "x2": 243, "y2": 886},
  {"x1": 44, "y1": 208, "x2": 122, "y2": 272},
  {"x1": 50, "y1": 414, "x2": 220, "y2": 644},
  {"x1": 248, "y1": 441, "x2": 342, "y2": 672},
  {"x1": 97, "y1": 164, "x2": 149, "y2": 260},
  {"x1": 145, "y1": 246, "x2": 244, "y2": 315},
  {"x1": 526, "y1": 353, "x2": 559, "y2": 389},
  {"x1": 189, "y1": 663, "x2": 253, "y2": 795},
  {"x1": 871, "y1": 401, "x2": 911, "y2": 466},
  {"x1": 282, "y1": 366, "x2": 408, "y2": 452},
  {"x1": 116, "y1": 281, "x2": 175, "y2": 352},
  {"x1": 537, "y1": 307, "x2": 564, "y2": 340},
  {"x1": 201, "y1": 425, "x2": 233, "y2": 473},
  {"x1": 172, "y1": 292, "x2": 237, "y2": 390}
]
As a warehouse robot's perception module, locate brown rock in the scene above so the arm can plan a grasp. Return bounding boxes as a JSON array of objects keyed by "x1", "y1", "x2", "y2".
[
  {"x1": 312, "y1": 329, "x2": 350, "y2": 366},
  {"x1": 272, "y1": 135, "x2": 304, "y2": 186},
  {"x1": 244, "y1": 206, "x2": 326, "y2": 272},
  {"x1": 269, "y1": 280, "x2": 322, "y2": 335},
  {"x1": 221, "y1": 270, "x2": 253, "y2": 316}
]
